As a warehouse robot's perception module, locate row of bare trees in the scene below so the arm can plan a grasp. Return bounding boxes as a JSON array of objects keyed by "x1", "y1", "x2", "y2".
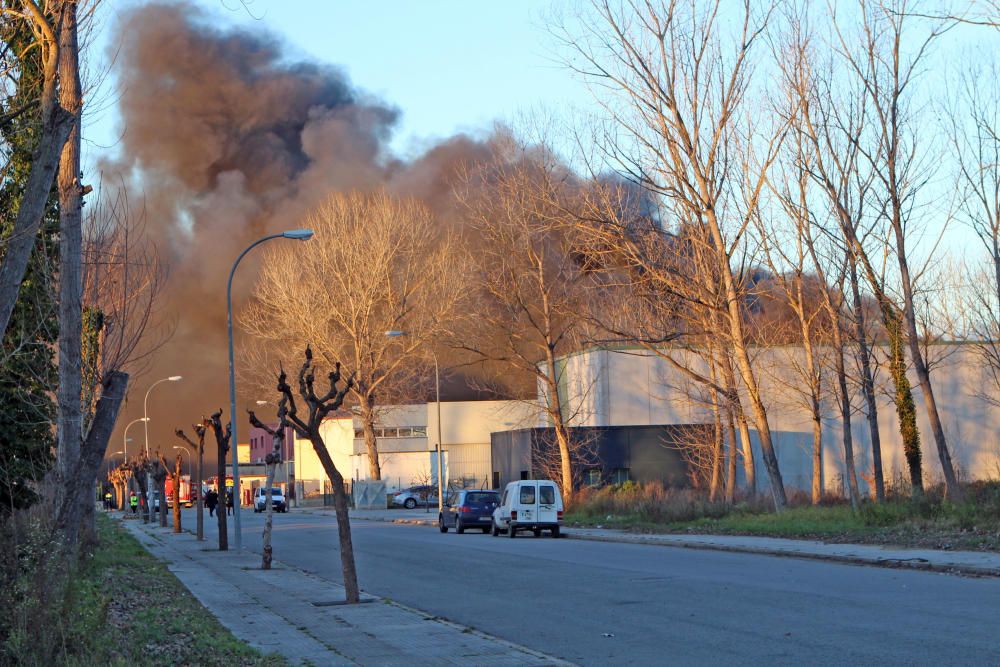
[{"x1": 237, "y1": 2, "x2": 999, "y2": 516}]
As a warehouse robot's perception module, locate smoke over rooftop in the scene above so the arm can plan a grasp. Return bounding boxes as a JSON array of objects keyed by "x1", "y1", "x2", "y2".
[{"x1": 105, "y1": 2, "x2": 491, "y2": 455}]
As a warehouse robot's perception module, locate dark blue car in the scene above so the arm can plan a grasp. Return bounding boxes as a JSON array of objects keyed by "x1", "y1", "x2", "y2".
[{"x1": 439, "y1": 490, "x2": 501, "y2": 534}]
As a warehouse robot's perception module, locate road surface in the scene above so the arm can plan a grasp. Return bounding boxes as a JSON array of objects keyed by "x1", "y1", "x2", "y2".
[{"x1": 180, "y1": 508, "x2": 1000, "y2": 665}]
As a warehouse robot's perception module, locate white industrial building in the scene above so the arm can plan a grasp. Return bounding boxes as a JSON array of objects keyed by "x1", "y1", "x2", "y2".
[
  {"x1": 292, "y1": 400, "x2": 537, "y2": 497},
  {"x1": 547, "y1": 344, "x2": 1000, "y2": 494}
]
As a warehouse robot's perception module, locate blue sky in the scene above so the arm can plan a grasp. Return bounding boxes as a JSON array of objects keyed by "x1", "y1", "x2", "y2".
[{"x1": 87, "y1": 0, "x2": 590, "y2": 163}]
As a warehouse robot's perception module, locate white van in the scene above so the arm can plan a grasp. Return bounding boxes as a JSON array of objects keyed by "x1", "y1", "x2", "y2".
[{"x1": 491, "y1": 480, "x2": 563, "y2": 538}]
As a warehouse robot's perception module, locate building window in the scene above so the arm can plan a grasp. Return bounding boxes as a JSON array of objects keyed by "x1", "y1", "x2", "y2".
[
  {"x1": 586, "y1": 469, "x2": 603, "y2": 487},
  {"x1": 612, "y1": 468, "x2": 630, "y2": 484}
]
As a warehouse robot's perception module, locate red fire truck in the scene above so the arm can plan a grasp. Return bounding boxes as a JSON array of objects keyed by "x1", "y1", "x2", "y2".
[{"x1": 164, "y1": 475, "x2": 193, "y2": 508}]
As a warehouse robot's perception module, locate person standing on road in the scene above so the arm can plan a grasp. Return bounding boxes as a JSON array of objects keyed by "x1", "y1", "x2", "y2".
[
  {"x1": 205, "y1": 489, "x2": 218, "y2": 517},
  {"x1": 129, "y1": 493, "x2": 138, "y2": 514},
  {"x1": 104, "y1": 490, "x2": 113, "y2": 510},
  {"x1": 226, "y1": 490, "x2": 234, "y2": 516}
]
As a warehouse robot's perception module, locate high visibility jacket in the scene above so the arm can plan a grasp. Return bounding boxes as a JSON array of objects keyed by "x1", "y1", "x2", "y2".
[{"x1": 130, "y1": 496, "x2": 138, "y2": 507}]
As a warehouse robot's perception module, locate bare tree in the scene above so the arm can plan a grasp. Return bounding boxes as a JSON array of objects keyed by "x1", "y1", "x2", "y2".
[
  {"x1": 457, "y1": 136, "x2": 599, "y2": 501},
  {"x1": 559, "y1": 1, "x2": 791, "y2": 507},
  {"x1": 844, "y1": 0, "x2": 962, "y2": 501},
  {"x1": 208, "y1": 410, "x2": 230, "y2": 551},
  {"x1": 243, "y1": 190, "x2": 465, "y2": 481},
  {"x1": 276, "y1": 347, "x2": 360, "y2": 602},
  {"x1": 784, "y1": 5, "x2": 923, "y2": 498},
  {"x1": 174, "y1": 422, "x2": 207, "y2": 541},
  {"x1": 159, "y1": 453, "x2": 182, "y2": 533},
  {"x1": 248, "y1": 410, "x2": 286, "y2": 570},
  {"x1": 949, "y1": 58, "x2": 1000, "y2": 410}
]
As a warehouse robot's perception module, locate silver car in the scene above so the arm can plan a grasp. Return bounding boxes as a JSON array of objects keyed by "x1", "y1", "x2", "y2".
[{"x1": 392, "y1": 485, "x2": 438, "y2": 509}]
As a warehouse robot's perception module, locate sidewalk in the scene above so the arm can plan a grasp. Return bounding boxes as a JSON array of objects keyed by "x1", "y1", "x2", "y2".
[
  {"x1": 297, "y1": 506, "x2": 1000, "y2": 578},
  {"x1": 121, "y1": 518, "x2": 568, "y2": 666}
]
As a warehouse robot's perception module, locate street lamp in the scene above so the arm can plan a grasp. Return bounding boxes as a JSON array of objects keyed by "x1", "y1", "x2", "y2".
[
  {"x1": 144, "y1": 376, "x2": 182, "y2": 457},
  {"x1": 228, "y1": 229, "x2": 314, "y2": 550},
  {"x1": 173, "y1": 446, "x2": 192, "y2": 477},
  {"x1": 123, "y1": 418, "x2": 148, "y2": 460},
  {"x1": 384, "y1": 330, "x2": 444, "y2": 515}
]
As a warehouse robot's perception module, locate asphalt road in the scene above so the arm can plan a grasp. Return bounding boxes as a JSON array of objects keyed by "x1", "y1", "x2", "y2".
[{"x1": 181, "y1": 508, "x2": 1000, "y2": 666}]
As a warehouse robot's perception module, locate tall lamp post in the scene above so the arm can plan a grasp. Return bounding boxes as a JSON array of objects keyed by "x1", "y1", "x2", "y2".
[
  {"x1": 143, "y1": 376, "x2": 182, "y2": 457},
  {"x1": 385, "y1": 331, "x2": 444, "y2": 515},
  {"x1": 228, "y1": 229, "x2": 314, "y2": 550},
  {"x1": 123, "y1": 417, "x2": 148, "y2": 461}
]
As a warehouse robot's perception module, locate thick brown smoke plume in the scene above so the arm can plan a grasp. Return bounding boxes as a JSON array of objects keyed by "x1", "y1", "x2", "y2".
[{"x1": 105, "y1": 2, "x2": 491, "y2": 456}]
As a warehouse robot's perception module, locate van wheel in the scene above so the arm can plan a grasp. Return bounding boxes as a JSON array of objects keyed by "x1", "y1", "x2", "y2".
[
  {"x1": 552, "y1": 526, "x2": 561, "y2": 538},
  {"x1": 481, "y1": 527, "x2": 490, "y2": 534},
  {"x1": 455, "y1": 519, "x2": 465, "y2": 534},
  {"x1": 438, "y1": 516, "x2": 448, "y2": 533},
  {"x1": 508, "y1": 524, "x2": 516, "y2": 539},
  {"x1": 533, "y1": 528, "x2": 542, "y2": 537},
  {"x1": 491, "y1": 523, "x2": 500, "y2": 537}
]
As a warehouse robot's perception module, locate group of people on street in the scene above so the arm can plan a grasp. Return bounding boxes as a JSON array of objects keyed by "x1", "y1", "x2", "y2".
[
  {"x1": 117, "y1": 487, "x2": 234, "y2": 516},
  {"x1": 203, "y1": 489, "x2": 234, "y2": 517}
]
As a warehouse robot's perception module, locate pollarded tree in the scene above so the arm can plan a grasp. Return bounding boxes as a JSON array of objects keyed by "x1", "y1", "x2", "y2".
[
  {"x1": 243, "y1": 190, "x2": 465, "y2": 481},
  {"x1": 208, "y1": 410, "x2": 230, "y2": 550},
  {"x1": 275, "y1": 347, "x2": 360, "y2": 602}
]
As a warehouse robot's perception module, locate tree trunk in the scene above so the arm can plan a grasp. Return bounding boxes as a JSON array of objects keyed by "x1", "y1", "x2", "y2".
[
  {"x1": 708, "y1": 217, "x2": 785, "y2": 509},
  {"x1": 196, "y1": 443, "x2": 204, "y2": 540},
  {"x1": 309, "y1": 435, "x2": 360, "y2": 602},
  {"x1": 724, "y1": 407, "x2": 737, "y2": 504},
  {"x1": 172, "y1": 456, "x2": 182, "y2": 533},
  {"x1": 543, "y1": 347, "x2": 574, "y2": 501},
  {"x1": 849, "y1": 256, "x2": 885, "y2": 502},
  {"x1": 708, "y1": 387, "x2": 723, "y2": 502},
  {"x1": 55, "y1": 371, "x2": 128, "y2": 548},
  {"x1": 358, "y1": 395, "x2": 382, "y2": 480},
  {"x1": 718, "y1": 354, "x2": 755, "y2": 493},
  {"x1": 831, "y1": 326, "x2": 861, "y2": 510},
  {"x1": 56, "y1": 0, "x2": 84, "y2": 518},
  {"x1": 261, "y1": 462, "x2": 276, "y2": 570},
  {"x1": 0, "y1": 7, "x2": 74, "y2": 340},
  {"x1": 216, "y1": 443, "x2": 228, "y2": 550}
]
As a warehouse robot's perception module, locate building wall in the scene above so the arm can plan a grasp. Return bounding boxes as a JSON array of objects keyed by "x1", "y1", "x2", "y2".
[
  {"x1": 293, "y1": 417, "x2": 353, "y2": 496},
  {"x1": 348, "y1": 400, "x2": 539, "y2": 492},
  {"x1": 553, "y1": 345, "x2": 1000, "y2": 494}
]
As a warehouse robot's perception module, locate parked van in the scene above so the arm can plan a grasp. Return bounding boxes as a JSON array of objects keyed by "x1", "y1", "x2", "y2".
[{"x1": 492, "y1": 480, "x2": 563, "y2": 538}]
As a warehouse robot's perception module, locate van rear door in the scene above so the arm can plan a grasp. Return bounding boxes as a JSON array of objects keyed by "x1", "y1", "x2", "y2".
[
  {"x1": 516, "y1": 482, "x2": 538, "y2": 523},
  {"x1": 538, "y1": 483, "x2": 559, "y2": 524}
]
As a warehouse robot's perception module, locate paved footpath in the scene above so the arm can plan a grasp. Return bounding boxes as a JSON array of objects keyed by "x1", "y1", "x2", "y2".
[
  {"x1": 321, "y1": 507, "x2": 1000, "y2": 578},
  {"x1": 122, "y1": 518, "x2": 569, "y2": 666}
]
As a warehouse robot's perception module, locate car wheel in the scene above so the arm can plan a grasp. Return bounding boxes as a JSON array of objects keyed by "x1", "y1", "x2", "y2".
[
  {"x1": 491, "y1": 522, "x2": 500, "y2": 537},
  {"x1": 456, "y1": 518, "x2": 465, "y2": 534},
  {"x1": 533, "y1": 528, "x2": 542, "y2": 538},
  {"x1": 552, "y1": 526, "x2": 561, "y2": 538},
  {"x1": 404, "y1": 498, "x2": 417, "y2": 509},
  {"x1": 481, "y1": 527, "x2": 490, "y2": 534},
  {"x1": 439, "y1": 516, "x2": 448, "y2": 533},
  {"x1": 508, "y1": 523, "x2": 516, "y2": 538}
]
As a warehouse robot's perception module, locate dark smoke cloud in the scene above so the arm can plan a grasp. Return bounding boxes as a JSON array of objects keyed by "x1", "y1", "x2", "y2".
[{"x1": 105, "y1": 2, "x2": 490, "y2": 456}]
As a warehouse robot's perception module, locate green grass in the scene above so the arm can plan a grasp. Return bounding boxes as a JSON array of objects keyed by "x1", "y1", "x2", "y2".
[
  {"x1": 11, "y1": 515, "x2": 287, "y2": 667},
  {"x1": 564, "y1": 481, "x2": 1000, "y2": 551}
]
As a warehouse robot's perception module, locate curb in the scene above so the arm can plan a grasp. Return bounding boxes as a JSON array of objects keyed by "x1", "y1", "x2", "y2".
[{"x1": 561, "y1": 532, "x2": 1000, "y2": 579}]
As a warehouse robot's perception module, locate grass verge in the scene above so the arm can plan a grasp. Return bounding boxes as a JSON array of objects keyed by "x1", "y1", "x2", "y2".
[
  {"x1": 564, "y1": 481, "x2": 1000, "y2": 551},
  {"x1": 31, "y1": 514, "x2": 285, "y2": 666}
]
